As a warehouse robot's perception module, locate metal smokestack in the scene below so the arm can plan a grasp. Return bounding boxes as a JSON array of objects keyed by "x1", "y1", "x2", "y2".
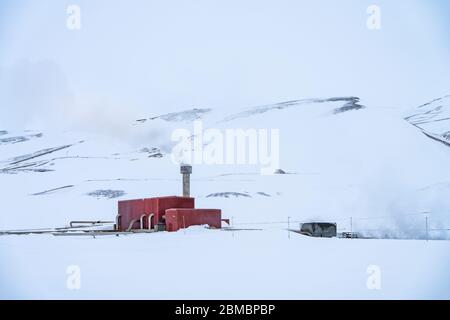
[{"x1": 180, "y1": 164, "x2": 192, "y2": 197}]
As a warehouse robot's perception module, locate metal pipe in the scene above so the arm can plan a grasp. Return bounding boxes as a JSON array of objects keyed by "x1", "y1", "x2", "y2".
[
  {"x1": 126, "y1": 219, "x2": 140, "y2": 232},
  {"x1": 115, "y1": 215, "x2": 121, "y2": 231},
  {"x1": 180, "y1": 165, "x2": 192, "y2": 197},
  {"x1": 148, "y1": 214, "x2": 154, "y2": 230},
  {"x1": 69, "y1": 220, "x2": 114, "y2": 228},
  {"x1": 140, "y1": 214, "x2": 146, "y2": 229},
  {"x1": 183, "y1": 174, "x2": 190, "y2": 197}
]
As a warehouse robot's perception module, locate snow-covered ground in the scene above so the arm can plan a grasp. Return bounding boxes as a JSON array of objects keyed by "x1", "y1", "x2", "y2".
[
  {"x1": 1, "y1": 96, "x2": 450, "y2": 299},
  {"x1": 1, "y1": 228, "x2": 449, "y2": 300}
]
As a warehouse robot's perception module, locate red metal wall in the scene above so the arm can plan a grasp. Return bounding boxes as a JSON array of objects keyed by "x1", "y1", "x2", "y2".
[
  {"x1": 165, "y1": 208, "x2": 222, "y2": 232},
  {"x1": 117, "y1": 196, "x2": 195, "y2": 231},
  {"x1": 117, "y1": 199, "x2": 144, "y2": 231},
  {"x1": 150, "y1": 196, "x2": 195, "y2": 225}
]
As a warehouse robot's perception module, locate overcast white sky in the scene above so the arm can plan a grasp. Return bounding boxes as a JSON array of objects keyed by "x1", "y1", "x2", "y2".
[{"x1": 0, "y1": 0, "x2": 449, "y2": 129}]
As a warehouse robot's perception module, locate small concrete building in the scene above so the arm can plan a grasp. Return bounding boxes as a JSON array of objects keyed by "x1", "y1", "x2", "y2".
[{"x1": 299, "y1": 222, "x2": 337, "y2": 238}]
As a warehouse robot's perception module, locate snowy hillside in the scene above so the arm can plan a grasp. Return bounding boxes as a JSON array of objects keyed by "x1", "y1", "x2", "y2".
[
  {"x1": 405, "y1": 95, "x2": 450, "y2": 146},
  {"x1": 1, "y1": 96, "x2": 450, "y2": 299}
]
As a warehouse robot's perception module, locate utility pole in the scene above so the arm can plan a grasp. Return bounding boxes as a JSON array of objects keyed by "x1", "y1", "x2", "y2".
[
  {"x1": 288, "y1": 216, "x2": 291, "y2": 239},
  {"x1": 426, "y1": 216, "x2": 429, "y2": 242}
]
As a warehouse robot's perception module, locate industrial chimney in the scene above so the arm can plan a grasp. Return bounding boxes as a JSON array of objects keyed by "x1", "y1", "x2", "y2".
[{"x1": 180, "y1": 164, "x2": 192, "y2": 197}]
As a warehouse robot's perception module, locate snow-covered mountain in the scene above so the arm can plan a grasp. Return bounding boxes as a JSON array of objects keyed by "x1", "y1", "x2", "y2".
[
  {"x1": 1, "y1": 96, "x2": 450, "y2": 299},
  {"x1": 3, "y1": 95, "x2": 448, "y2": 233}
]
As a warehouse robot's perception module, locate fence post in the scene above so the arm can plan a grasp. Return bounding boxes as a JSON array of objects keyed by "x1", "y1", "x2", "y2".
[
  {"x1": 231, "y1": 216, "x2": 234, "y2": 238},
  {"x1": 288, "y1": 216, "x2": 291, "y2": 239},
  {"x1": 350, "y1": 217, "x2": 353, "y2": 239}
]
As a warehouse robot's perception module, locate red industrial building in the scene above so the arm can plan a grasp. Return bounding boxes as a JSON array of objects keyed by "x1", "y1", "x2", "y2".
[
  {"x1": 117, "y1": 196, "x2": 222, "y2": 232},
  {"x1": 116, "y1": 165, "x2": 223, "y2": 232},
  {"x1": 165, "y1": 208, "x2": 222, "y2": 232}
]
